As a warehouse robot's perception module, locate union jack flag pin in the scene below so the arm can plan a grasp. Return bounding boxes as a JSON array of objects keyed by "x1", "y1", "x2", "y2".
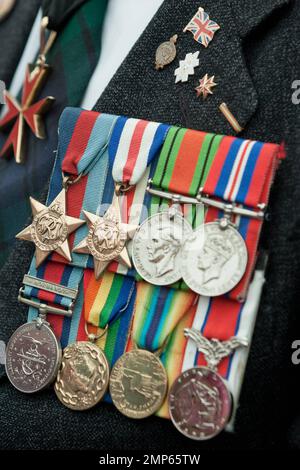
[{"x1": 183, "y1": 7, "x2": 220, "y2": 47}]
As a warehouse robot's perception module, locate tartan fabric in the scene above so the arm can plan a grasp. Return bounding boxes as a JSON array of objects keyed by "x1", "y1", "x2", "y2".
[{"x1": 0, "y1": 0, "x2": 108, "y2": 268}]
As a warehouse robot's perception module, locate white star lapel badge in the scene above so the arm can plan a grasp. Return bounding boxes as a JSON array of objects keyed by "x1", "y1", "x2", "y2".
[
  {"x1": 16, "y1": 189, "x2": 85, "y2": 268},
  {"x1": 174, "y1": 51, "x2": 200, "y2": 83},
  {"x1": 73, "y1": 197, "x2": 138, "y2": 280}
]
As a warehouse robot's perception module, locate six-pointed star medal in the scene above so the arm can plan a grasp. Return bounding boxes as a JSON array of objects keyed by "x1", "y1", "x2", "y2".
[
  {"x1": 73, "y1": 197, "x2": 138, "y2": 280},
  {"x1": 16, "y1": 190, "x2": 85, "y2": 268},
  {"x1": 195, "y1": 74, "x2": 217, "y2": 99},
  {"x1": 0, "y1": 63, "x2": 55, "y2": 163}
]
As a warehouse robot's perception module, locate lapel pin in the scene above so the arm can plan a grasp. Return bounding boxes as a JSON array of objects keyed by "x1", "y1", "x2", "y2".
[
  {"x1": 174, "y1": 51, "x2": 200, "y2": 83},
  {"x1": 183, "y1": 7, "x2": 220, "y2": 47},
  {"x1": 155, "y1": 34, "x2": 178, "y2": 70},
  {"x1": 219, "y1": 103, "x2": 243, "y2": 133},
  {"x1": 195, "y1": 74, "x2": 217, "y2": 99}
]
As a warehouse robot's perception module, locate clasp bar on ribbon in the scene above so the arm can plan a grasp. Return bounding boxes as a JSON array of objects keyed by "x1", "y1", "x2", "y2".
[{"x1": 18, "y1": 275, "x2": 78, "y2": 318}]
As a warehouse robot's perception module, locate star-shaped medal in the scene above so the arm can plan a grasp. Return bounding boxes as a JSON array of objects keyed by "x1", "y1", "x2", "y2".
[
  {"x1": 195, "y1": 74, "x2": 217, "y2": 99},
  {"x1": 16, "y1": 190, "x2": 85, "y2": 268},
  {"x1": 174, "y1": 51, "x2": 200, "y2": 83},
  {"x1": 0, "y1": 63, "x2": 55, "y2": 163},
  {"x1": 73, "y1": 198, "x2": 138, "y2": 280}
]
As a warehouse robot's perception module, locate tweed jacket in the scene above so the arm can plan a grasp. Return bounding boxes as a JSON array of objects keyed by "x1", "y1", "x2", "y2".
[{"x1": 0, "y1": 0, "x2": 299, "y2": 450}]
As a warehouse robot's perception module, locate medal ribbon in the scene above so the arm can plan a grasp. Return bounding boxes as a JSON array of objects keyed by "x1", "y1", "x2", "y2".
[
  {"x1": 24, "y1": 107, "x2": 280, "y2": 424},
  {"x1": 158, "y1": 270, "x2": 265, "y2": 420},
  {"x1": 52, "y1": 108, "x2": 170, "y2": 273},
  {"x1": 25, "y1": 108, "x2": 136, "y2": 365},
  {"x1": 108, "y1": 115, "x2": 170, "y2": 186},
  {"x1": 128, "y1": 282, "x2": 197, "y2": 352},
  {"x1": 26, "y1": 107, "x2": 169, "y2": 365},
  {"x1": 152, "y1": 127, "x2": 279, "y2": 300}
]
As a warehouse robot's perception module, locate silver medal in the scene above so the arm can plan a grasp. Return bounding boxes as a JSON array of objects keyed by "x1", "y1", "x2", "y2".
[
  {"x1": 5, "y1": 319, "x2": 61, "y2": 393},
  {"x1": 132, "y1": 209, "x2": 193, "y2": 286},
  {"x1": 181, "y1": 221, "x2": 248, "y2": 296}
]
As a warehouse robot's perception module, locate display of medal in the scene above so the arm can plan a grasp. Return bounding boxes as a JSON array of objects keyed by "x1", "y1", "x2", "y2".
[
  {"x1": 55, "y1": 324, "x2": 109, "y2": 410},
  {"x1": 169, "y1": 328, "x2": 248, "y2": 440},
  {"x1": 73, "y1": 193, "x2": 138, "y2": 280},
  {"x1": 7, "y1": 172, "x2": 84, "y2": 393},
  {"x1": 55, "y1": 182, "x2": 138, "y2": 410},
  {"x1": 132, "y1": 199, "x2": 193, "y2": 286},
  {"x1": 109, "y1": 342, "x2": 168, "y2": 419},
  {"x1": 16, "y1": 180, "x2": 85, "y2": 267},
  {"x1": 181, "y1": 215, "x2": 248, "y2": 296},
  {"x1": 5, "y1": 314, "x2": 62, "y2": 394},
  {"x1": 5, "y1": 273, "x2": 79, "y2": 393}
]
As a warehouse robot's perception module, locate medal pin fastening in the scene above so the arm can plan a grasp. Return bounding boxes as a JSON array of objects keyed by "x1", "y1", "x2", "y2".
[
  {"x1": 18, "y1": 288, "x2": 75, "y2": 319},
  {"x1": 146, "y1": 179, "x2": 266, "y2": 220}
]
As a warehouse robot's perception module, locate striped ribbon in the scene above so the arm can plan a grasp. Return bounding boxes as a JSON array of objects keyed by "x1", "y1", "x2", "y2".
[
  {"x1": 128, "y1": 282, "x2": 197, "y2": 352},
  {"x1": 156, "y1": 270, "x2": 265, "y2": 419},
  {"x1": 108, "y1": 116, "x2": 170, "y2": 186},
  {"x1": 25, "y1": 108, "x2": 136, "y2": 366},
  {"x1": 24, "y1": 107, "x2": 280, "y2": 423},
  {"x1": 152, "y1": 127, "x2": 279, "y2": 300}
]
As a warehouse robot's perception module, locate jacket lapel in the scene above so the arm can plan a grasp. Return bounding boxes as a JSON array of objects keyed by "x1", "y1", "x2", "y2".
[
  {"x1": 230, "y1": 0, "x2": 292, "y2": 38},
  {"x1": 94, "y1": 0, "x2": 291, "y2": 135}
]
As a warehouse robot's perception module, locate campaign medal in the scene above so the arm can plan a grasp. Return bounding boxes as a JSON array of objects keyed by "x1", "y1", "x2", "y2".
[
  {"x1": 132, "y1": 203, "x2": 193, "y2": 286},
  {"x1": 5, "y1": 274, "x2": 79, "y2": 393},
  {"x1": 155, "y1": 34, "x2": 178, "y2": 70},
  {"x1": 55, "y1": 326, "x2": 109, "y2": 411},
  {"x1": 109, "y1": 346, "x2": 168, "y2": 419},
  {"x1": 73, "y1": 196, "x2": 138, "y2": 280},
  {"x1": 16, "y1": 188, "x2": 84, "y2": 268},
  {"x1": 0, "y1": 18, "x2": 57, "y2": 163},
  {"x1": 181, "y1": 218, "x2": 248, "y2": 296},
  {"x1": 5, "y1": 317, "x2": 61, "y2": 393},
  {"x1": 169, "y1": 328, "x2": 248, "y2": 440}
]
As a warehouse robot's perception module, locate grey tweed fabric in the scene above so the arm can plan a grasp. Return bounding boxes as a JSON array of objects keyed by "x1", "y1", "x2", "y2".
[{"x1": 0, "y1": 0, "x2": 299, "y2": 450}]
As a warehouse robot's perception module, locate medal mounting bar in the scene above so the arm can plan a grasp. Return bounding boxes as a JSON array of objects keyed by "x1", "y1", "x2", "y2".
[
  {"x1": 146, "y1": 179, "x2": 265, "y2": 220},
  {"x1": 18, "y1": 274, "x2": 78, "y2": 318}
]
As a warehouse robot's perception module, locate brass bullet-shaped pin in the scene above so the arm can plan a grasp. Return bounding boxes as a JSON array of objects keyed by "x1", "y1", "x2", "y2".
[{"x1": 219, "y1": 103, "x2": 243, "y2": 133}]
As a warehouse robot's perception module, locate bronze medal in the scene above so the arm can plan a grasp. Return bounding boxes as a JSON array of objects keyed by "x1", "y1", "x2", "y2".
[
  {"x1": 16, "y1": 189, "x2": 84, "y2": 267},
  {"x1": 168, "y1": 329, "x2": 248, "y2": 440},
  {"x1": 109, "y1": 349, "x2": 168, "y2": 419},
  {"x1": 169, "y1": 366, "x2": 232, "y2": 440},
  {"x1": 54, "y1": 341, "x2": 109, "y2": 411},
  {"x1": 73, "y1": 197, "x2": 137, "y2": 280},
  {"x1": 155, "y1": 35, "x2": 178, "y2": 70}
]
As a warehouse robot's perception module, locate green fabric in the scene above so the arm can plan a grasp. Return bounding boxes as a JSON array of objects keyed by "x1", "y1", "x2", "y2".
[{"x1": 0, "y1": 0, "x2": 108, "y2": 268}]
